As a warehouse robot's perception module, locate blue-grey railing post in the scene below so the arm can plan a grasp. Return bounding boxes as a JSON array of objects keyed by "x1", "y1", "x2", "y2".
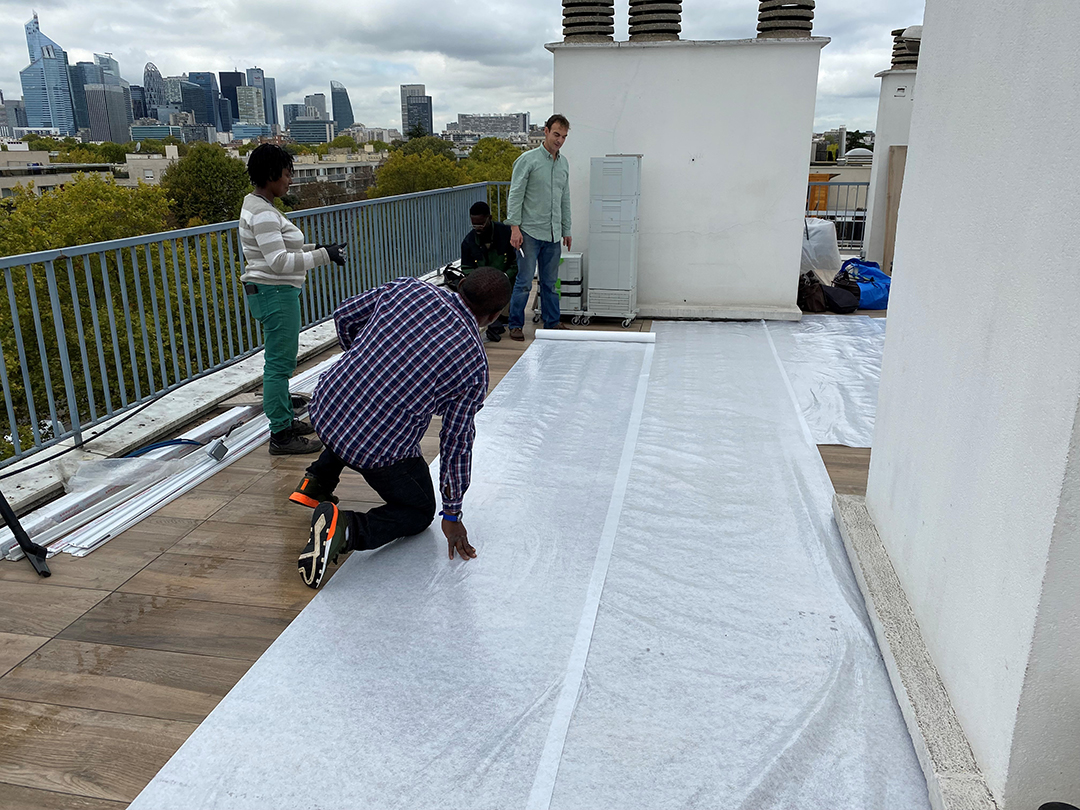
[
  {"x1": 24, "y1": 263, "x2": 61, "y2": 437},
  {"x1": 65, "y1": 256, "x2": 97, "y2": 423},
  {"x1": 43, "y1": 259, "x2": 82, "y2": 444}
]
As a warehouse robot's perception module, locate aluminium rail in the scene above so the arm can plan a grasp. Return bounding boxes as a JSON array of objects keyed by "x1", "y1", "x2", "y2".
[
  {"x1": 805, "y1": 181, "x2": 870, "y2": 251},
  {"x1": 0, "y1": 182, "x2": 493, "y2": 468}
]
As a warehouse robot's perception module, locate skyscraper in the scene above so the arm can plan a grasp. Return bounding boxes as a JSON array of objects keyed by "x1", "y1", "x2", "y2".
[
  {"x1": 330, "y1": 81, "x2": 354, "y2": 129},
  {"x1": 246, "y1": 68, "x2": 278, "y2": 130},
  {"x1": 218, "y1": 97, "x2": 232, "y2": 133},
  {"x1": 188, "y1": 72, "x2": 222, "y2": 130},
  {"x1": 218, "y1": 71, "x2": 244, "y2": 121},
  {"x1": 19, "y1": 13, "x2": 76, "y2": 135},
  {"x1": 84, "y1": 83, "x2": 131, "y2": 143},
  {"x1": 304, "y1": 93, "x2": 327, "y2": 120},
  {"x1": 178, "y1": 81, "x2": 206, "y2": 124},
  {"x1": 69, "y1": 61, "x2": 105, "y2": 131},
  {"x1": 283, "y1": 103, "x2": 305, "y2": 130},
  {"x1": 400, "y1": 84, "x2": 425, "y2": 133},
  {"x1": 405, "y1": 94, "x2": 433, "y2": 137},
  {"x1": 236, "y1": 86, "x2": 265, "y2": 124},
  {"x1": 143, "y1": 63, "x2": 166, "y2": 113},
  {"x1": 129, "y1": 85, "x2": 147, "y2": 120}
]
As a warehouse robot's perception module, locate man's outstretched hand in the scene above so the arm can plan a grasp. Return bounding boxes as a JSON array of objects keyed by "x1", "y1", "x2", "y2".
[{"x1": 443, "y1": 517, "x2": 477, "y2": 560}]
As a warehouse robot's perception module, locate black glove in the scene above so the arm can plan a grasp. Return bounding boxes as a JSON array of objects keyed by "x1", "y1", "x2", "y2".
[{"x1": 317, "y1": 242, "x2": 347, "y2": 267}]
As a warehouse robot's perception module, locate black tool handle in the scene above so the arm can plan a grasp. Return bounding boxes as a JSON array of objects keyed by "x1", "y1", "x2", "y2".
[{"x1": 0, "y1": 489, "x2": 50, "y2": 577}]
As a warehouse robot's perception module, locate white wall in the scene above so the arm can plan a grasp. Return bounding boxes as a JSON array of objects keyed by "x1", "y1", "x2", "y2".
[
  {"x1": 550, "y1": 39, "x2": 826, "y2": 319},
  {"x1": 865, "y1": 1, "x2": 1080, "y2": 806},
  {"x1": 862, "y1": 69, "x2": 916, "y2": 267}
]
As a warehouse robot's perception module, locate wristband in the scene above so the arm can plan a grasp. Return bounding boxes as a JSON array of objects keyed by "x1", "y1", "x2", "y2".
[{"x1": 439, "y1": 511, "x2": 461, "y2": 523}]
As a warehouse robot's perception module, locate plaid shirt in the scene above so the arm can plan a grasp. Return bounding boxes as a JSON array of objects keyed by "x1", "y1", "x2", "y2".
[{"x1": 308, "y1": 277, "x2": 489, "y2": 513}]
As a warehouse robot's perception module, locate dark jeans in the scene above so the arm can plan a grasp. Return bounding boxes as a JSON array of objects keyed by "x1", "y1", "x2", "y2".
[{"x1": 306, "y1": 448, "x2": 436, "y2": 551}]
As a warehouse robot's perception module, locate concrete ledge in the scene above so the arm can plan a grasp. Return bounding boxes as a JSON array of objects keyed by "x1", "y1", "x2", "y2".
[
  {"x1": 833, "y1": 494, "x2": 997, "y2": 810},
  {"x1": 1, "y1": 321, "x2": 340, "y2": 515},
  {"x1": 639, "y1": 304, "x2": 802, "y2": 321}
]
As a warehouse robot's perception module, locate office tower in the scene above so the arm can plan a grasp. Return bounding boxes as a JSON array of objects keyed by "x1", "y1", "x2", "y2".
[
  {"x1": 400, "y1": 84, "x2": 425, "y2": 133},
  {"x1": 163, "y1": 76, "x2": 187, "y2": 105},
  {"x1": 218, "y1": 97, "x2": 232, "y2": 132},
  {"x1": 94, "y1": 52, "x2": 133, "y2": 125},
  {"x1": 178, "y1": 80, "x2": 205, "y2": 123},
  {"x1": 304, "y1": 93, "x2": 327, "y2": 121},
  {"x1": 405, "y1": 95, "x2": 433, "y2": 137},
  {"x1": 129, "y1": 85, "x2": 147, "y2": 120},
  {"x1": 85, "y1": 83, "x2": 131, "y2": 142},
  {"x1": 143, "y1": 62, "x2": 166, "y2": 112},
  {"x1": 246, "y1": 68, "x2": 278, "y2": 129},
  {"x1": 236, "y1": 86, "x2": 265, "y2": 124},
  {"x1": 330, "y1": 81, "x2": 354, "y2": 129},
  {"x1": 19, "y1": 13, "x2": 76, "y2": 135},
  {"x1": 289, "y1": 118, "x2": 334, "y2": 144},
  {"x1": 451, "y1": 112, "x2": 529, "y2": 135},
  {"x1": 188, "y1": 72, "x2": 222, "y2": 129},
  {"x1": 283, "y1": 103, "x2": 305, "y2": 130},
  {"x1": 218, "y1": 70, "x2": 244, "y2": 120},
  {"x1": 69, "y1": 61, "x2": 105, "y2": 131},
  {"x1": 4, "y1": 99, "x2": 28, "y2": 128}
]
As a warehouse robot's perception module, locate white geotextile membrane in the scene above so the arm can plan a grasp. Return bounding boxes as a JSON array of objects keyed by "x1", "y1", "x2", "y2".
[
  {"x1": 766, "y1": 314, "x2": 887, "y2": 447},
  {"x1": 130, "y1": 324, "x2": 927, "y2": 810}
]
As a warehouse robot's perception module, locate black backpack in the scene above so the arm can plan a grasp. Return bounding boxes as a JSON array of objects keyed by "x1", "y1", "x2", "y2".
[{"x1": 822, "y1": 284, "x2": 859, "y2": 314}]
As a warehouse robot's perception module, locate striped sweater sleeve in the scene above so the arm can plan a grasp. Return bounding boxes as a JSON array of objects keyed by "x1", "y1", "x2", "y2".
[{"x1": 248, "y1": 208, "x2": 328, "y2": 277}]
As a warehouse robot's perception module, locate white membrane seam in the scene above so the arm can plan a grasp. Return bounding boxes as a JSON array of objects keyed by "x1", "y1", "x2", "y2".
[
  {"x1": 762, "y1": 320, "x2": 817, "y2": 449},
  {"x1": 535, "y1": 329, "x2": 656, "y2": 344},
  {"x1": 525, "y1": 341, "x2": 656, "y2": 810}
]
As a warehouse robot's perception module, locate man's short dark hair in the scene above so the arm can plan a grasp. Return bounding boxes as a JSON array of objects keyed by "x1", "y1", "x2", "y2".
[
  {"x1": 459, "y1": 267, "x2": 511, "y2": 317},
  {"x1": 469, "y1": 201, "x2": 490, "y2": 217},
  {"x1": 545, "y1": 114, "x2": 570, "y2": 131},
  {"x1": 247, "y1": 144, "x2": 294, "y2": 187}
]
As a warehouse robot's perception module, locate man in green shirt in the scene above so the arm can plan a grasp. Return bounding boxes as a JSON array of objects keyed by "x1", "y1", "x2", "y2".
[{"x1": 505, "y1": 114, "x2": 572, "y2": 340}]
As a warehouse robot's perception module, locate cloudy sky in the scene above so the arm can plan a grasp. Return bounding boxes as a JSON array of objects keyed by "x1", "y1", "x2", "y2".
[{"x1": 1, "y1": 0, "x2": 924, "y2": 133}]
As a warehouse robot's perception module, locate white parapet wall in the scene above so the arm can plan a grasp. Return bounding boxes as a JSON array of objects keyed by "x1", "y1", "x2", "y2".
[
  {"x1": 549, "y1": 38, "x2": 827, "y2": 321},
  {"x1": 862, "y1": 69, "x2": 916, "y2": 268},
  {"x1": 865, "y1": 0, "x2": 1080, "y2": 807}
]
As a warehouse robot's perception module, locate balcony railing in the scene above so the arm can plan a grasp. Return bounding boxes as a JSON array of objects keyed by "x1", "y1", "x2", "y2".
[
  {"x1": 805, "y1": 181, "x2": 870, "y2": 251},
  {"x1": 0, "y1": 182, "x2": 493, "y2": 467}
]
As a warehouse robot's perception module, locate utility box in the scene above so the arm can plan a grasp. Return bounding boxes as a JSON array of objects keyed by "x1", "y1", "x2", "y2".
[
  {"x1": 559, "y1": 252, "x2": 584, "y2": 314},
  {"x1": 586, "y1": 155, "x2": 641, "y2": 325}
]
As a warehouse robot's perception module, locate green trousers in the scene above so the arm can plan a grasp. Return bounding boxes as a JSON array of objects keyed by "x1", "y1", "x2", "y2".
[{"x1": 245, "y1": 282, "x2": 301, "y2": 434}]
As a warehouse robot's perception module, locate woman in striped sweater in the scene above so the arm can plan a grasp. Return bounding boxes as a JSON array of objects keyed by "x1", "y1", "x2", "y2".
[{"x1": 240, "y1": 144, "x2": 346, "y2": 454}]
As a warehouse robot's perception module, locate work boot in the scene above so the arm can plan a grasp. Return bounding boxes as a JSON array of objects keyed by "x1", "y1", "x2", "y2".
[
  {"x1": 289, "y1": 473, "x2": 339, "y2": 508},
  {"x1": 509, "y1": 328, "x2": 524, "y2": 341},
  {"x1": 269, "y1": 427, "x2": 323, "y2": 455},
  {"x1": 298, "y1": 502, "x2": 349, "y2": 589},
  {"x1": 291, "y1": 419, "x2": 316, "y2": 436}
]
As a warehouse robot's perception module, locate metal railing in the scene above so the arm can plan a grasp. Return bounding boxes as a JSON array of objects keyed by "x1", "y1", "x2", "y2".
[
  {"x1": 0, "y1": 182, "x2": 489, "y2": 467},
  {"x1": 805, "y1": 181, "x2": 870, "y2": 250}
]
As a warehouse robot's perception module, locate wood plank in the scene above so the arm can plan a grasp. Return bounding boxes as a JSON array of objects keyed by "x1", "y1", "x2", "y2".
[
  {"x1": 0, "y1": 633, "x2": 48, "y2": 678},
  {"x1": 0, "y1": 532, "x2": 166, "y2": 591},
  {"x1": 165, "y1": 514, "x2": 370, "y2": 564},
  {"x1": 191, "y1": 464, "x2": 265, "y2": 495},
  {"x1": 0, "y1": 783, "x2": 124, "y2": 810},
  {"x1": 818, "y1": 445, "x2": 872, "y2": 496},
  {"x1": 240, "y1": 465, "x2": 384, "y2": 504},
  {"x1": 0, "y1": 698, "x2": 196, "y2": 803},
  {"x1": 883, "y1": 144, "x2": 908, "y2": 276},
  {"x1": 154, "y1": 490, "x2": 234, "y2": 521},
  {"x1": 59, "y1": 592, "x2": 298, "y2": 661},
  {"x1": 0, "y1": 639, "x2": 249, "y2": 723},
  {"x1": 118, "y1": 552, "x2": 319, "y2": 611},
  {"x1": 0, "y1": 582, "x2": 110, "y2": 637},
  {"x1": 111, "y1": 514, "x2": 202, "y2": 540}
]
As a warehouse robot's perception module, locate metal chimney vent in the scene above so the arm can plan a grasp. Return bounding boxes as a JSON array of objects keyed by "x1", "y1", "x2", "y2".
[
  {"x1": 628, "y1": 0, "x2": 681, "y2": 41},
  {"x1": 757, "y1": 0, "x2": 814, "y2": 39},
  {"x1": 563, "y1": 0, "x2": 615, "y2": 41}
]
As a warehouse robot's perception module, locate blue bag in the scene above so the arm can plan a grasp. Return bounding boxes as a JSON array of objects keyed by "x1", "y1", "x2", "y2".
[{"x1": 837, "y1": 258, "x2": 890, "y2": 310}]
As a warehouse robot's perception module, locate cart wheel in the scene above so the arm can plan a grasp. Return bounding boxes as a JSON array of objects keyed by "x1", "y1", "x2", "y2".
[
  {"x1": 532, "y1": 314, "x2": 541, "y2": 323},
  {"x1": 622, "y1": 318, "x2": 633, "y2": 328},
  {"x1": 582, "y1": 317, "x2": 591, "y2": 326},
  {"x1": 571, "y1": 315, "x2": 581, "y2": 325}
]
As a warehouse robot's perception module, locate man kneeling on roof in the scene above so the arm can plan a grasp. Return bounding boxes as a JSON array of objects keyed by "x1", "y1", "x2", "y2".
[{"x1": 290, "y1": 267, "x2": 511, "y2": 589}]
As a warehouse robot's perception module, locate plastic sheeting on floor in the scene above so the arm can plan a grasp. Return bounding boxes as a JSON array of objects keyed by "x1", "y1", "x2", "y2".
[
  {"x1": 766, "y1": 314, "x2": 886, "y2": 447},
  {"x1": 129, "y1": 323, "x2": 927, "y2": 810}
]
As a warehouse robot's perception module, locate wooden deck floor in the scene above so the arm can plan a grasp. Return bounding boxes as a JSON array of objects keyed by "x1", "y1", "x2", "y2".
[{"x1": 0, "y1": 314, "x2": 870, "y2": 809}]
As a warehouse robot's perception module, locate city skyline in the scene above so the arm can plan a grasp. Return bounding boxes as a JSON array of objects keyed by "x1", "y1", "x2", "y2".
[{"x1": 0, "y1": 1, "x2": 925, "y2": 134}]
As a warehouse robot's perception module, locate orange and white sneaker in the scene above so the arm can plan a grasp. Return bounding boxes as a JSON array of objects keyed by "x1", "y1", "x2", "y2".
[
  {"x1": 298, "y1": 502, "x2": 349, "y2": 589},
  {"x1": 288, "y1": 474, "x2": 339, "y2": 508}
]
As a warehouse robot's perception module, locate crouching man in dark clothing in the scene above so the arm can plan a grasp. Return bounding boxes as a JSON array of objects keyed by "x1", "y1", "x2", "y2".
[
  {"x1": 290, "y1": 268, "x2": 511, "y2": 589},
  {"x1": 461, "y1": 201, "x2": 517, "y2": 342}
]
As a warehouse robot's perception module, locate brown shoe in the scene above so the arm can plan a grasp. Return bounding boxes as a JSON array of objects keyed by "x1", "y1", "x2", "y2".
[
  {"x1": 546, "y1": 322, "x2": 570, "y2": 330},
  {"x1": 509, "y1": 328, "x2": 524, "y2": 341}
]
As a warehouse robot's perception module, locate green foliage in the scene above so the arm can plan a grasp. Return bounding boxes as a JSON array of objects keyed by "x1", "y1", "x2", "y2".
[
  {"x1": 398, "y1": 136, "x2": 454, "y2": 160},
  {"x1": 465, "y1": 137, "x2": 522, "y2": 183},
  {"x1": 367, "y1": 140, "x2": 390, "y2": 152},
  {"x1": 368, "y1": 150, "x2": 469, "y2": 198},
  {"x1": 329, "y1": 134, "x2": 358, "y2": 150},
  {"x1": 405, "y1": 122, "x2": 428, "y2": 140},
  {"x1": 161, "y1": 143, "x2": 251, "y2": 227},
  {"x1": 0, "y1": 173, "x2": 170, "y2": 257},
  {"x1": 846, "y1": 130, "x2": 873, "y2": 152}
]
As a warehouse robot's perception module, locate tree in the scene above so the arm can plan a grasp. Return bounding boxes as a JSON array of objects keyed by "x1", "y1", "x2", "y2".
[
  {"x1": 846, "y1": 130, "x2": 873, "y2": 152},
  {"x1": 0, "y1": 173, "x2": 170, "y2": 257},
  {"x1": 465, "y1": 137, "x2": 522, "y2": 183},
  {"x1": 368, "y1": 140, "x2": 390, "y2": 153},
  {"x1": 161, "y1": 142, "x2": 251, "y2": 227},
  {"x1": 368, "y1": 150, "x2": 469, "y2": 198},
  {"x1": 398, "y1": 135, "x2": 455, "y2": 160},
  {"x1": 405, "y1": 122, "x2": 428, "y2": 140},
  {"x1": 329, "y1": 134, "x2": 358, "y2": 150}
]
